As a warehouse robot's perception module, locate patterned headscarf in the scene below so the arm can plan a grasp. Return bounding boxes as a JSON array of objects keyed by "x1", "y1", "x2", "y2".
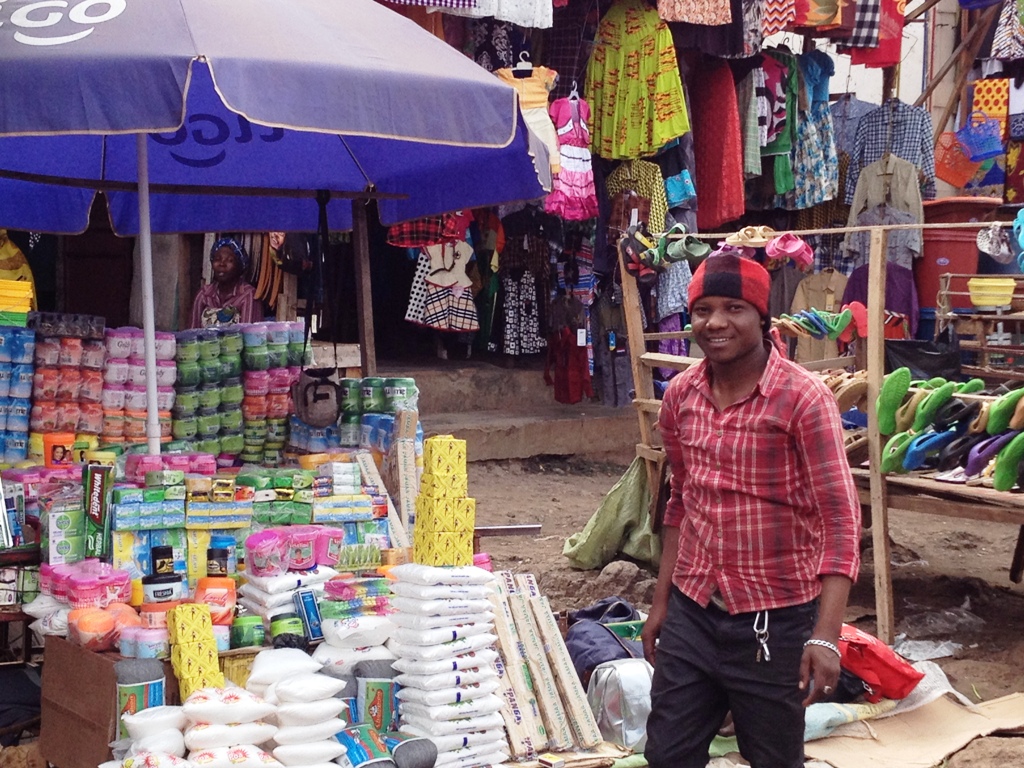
[{"x1": 210, "y1": 237, "x2": 250, "y2": 273}]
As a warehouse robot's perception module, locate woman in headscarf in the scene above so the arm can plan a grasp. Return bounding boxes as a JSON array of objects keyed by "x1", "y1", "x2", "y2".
[{"x1": 190, "y1": 237, "x2": 261, "y2": 327}]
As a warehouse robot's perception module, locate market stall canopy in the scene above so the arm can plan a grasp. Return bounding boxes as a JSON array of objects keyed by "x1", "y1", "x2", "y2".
[{"x1": 0, "y1": 0, "x2": 545, "y2": 233}]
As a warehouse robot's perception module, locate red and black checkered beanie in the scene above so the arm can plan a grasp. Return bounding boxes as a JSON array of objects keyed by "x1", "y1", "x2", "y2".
[{"x1": 688, "y1": 254, "x2": 770, "y2": 318}]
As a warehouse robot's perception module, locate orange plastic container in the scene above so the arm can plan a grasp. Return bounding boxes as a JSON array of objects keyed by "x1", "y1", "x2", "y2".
[
  {"x1": 194, "y1": 577, "x2": 237, "y2": 626},
  {"x1": 915, "y1": 197, "x2": 1002, "y2": 309},
  {"x1": 43, "y1": 432, "x2": 76, "y2": 467}
]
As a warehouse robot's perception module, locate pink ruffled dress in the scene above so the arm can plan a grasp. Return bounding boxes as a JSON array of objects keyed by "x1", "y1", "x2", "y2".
[{"x1": 544, "y1": 97, "x2": 599, "y2": 221}]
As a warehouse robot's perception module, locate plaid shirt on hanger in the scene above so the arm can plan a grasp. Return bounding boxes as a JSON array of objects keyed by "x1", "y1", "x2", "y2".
[{"x1": 844, "y1": 100, "x2": 937, "y2": 204}]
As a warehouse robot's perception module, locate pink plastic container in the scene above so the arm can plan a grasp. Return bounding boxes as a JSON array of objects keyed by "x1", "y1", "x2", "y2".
[
  {"x1": 473, "y1": 552, "x2": 493, "y2": 572},
  {"x1": 245, "y1": 529, "x2": 286, "y2": 576},
  {"x1": 67, "y1": 574, "x2": 104, "y2": 609},
  {"x1": 285, "y1": 526, "x2": 319, "y2": 571},
  {"x1": 163, "y1": 454, "x2": 190, "y2": 473},
  {"x1": 103, "y1": 358, "x2": 129, "y2": 385},
  {"x1": 157, "y1": 386, "x2": 175, "y2": 411},
  {"x1": 189, "y1": 453, "x2": 218, "y2": 475},
  {"x1": 81, "y1": 340, "x2": 106, "y2": 370},
  {"x1": 98, "y1": 569, "x2": 132, "y2": 605},
  {"x1": 39, "y1": 563, "x2": 53, "y2": 596},
  {"x1": 126, "y1": 358, "x2": 147, "y2": 386},
  {"x1": 101, "y1": 384, "x2": 126, "y2": 410},
  {"x1": 125, "y1": 454, "x2": 164, "y2": 483},
  {"x1": 79, "y1": 369, "x2": 104, "y2": 404},
  {"x1": 155, "y1": 360, "x2": 177, "y2": 387},
  {"x1": 104, "y1": 328, "x2": 136, "y2": 359},
  {"x1": 242, "y1": 370, "x2": 270, "y2": 396},
  {"x1": 124, "y1": 386, "x2": 148, "y2": 411},
  {"x1": 50, "y1": 564, "x2": 77, "y2": 603},
  {"x1": 315, "y1": 527, "x2": 346, "y2": 567},
  {"x1": 268, "y1": 368, "x2": 292, "y2": 395},
  {"x1": 154, "y1": 332, "x2": 177, "y2": 361}
]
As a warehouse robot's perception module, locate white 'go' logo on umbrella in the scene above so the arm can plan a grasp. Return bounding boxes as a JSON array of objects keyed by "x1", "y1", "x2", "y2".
[{"x1": 2, "y1": 0, "x2": 126, "y2": 46}]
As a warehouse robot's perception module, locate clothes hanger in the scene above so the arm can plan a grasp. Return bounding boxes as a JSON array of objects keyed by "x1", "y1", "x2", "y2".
[
  {"x1": 513, "y1": 50, "x2": 533, "y2": 79},
  {"x1": 569, "y1": 80, "x2": 580, "y2": 101}
]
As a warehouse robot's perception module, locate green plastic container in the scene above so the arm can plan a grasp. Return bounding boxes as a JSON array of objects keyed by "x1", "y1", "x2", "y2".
[
  {"x1": 219, "y1": 329, "x2": 244, "y2": 356},
  {"x1": 361, "y1": 377, "x2": 385, "y2": 413},
  {"x1": 231, "y1": 615, "x2": 265, "y2": 649},
  {"x1": 197, "y1": 330, "x2": 221, "y2": 360},
  {"x1": 384, "y1": 378, "x2": 418, "y2": 413},
  {"x1": 339, "y1": 379, "x2": 362, "y2": 414},
  {"x1": 198, "y1": 384, "x2": 222, "y2": 410}
]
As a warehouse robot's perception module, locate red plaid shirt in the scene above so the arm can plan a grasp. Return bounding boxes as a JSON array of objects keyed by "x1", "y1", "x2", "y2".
[{"x1": 660, "y1": 347, "x2": 860, "y2": 614}]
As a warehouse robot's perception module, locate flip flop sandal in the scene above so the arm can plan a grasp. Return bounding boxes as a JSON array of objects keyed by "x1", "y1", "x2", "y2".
[
  {"x1": 956, "y1": 378, "x2": 986, "y2": 395},
  {"x1": 938, "y1": 431, "x2": 991, "y2": 471},
  {"x1": 1009, "y1": 395, "x2": 1024, "y2": 431},
  {"x1": 933, "y1": 400, "x2": 980, "y2": 432},
  {"x1": 836, "y1": 378, "x2": 869, "y2": 414},
  {"x1": 824, "y1": 371, "x2": 852, "y2": 393},
  {"x1": 881, "y1": 431, "x2": 915, "y2": 474},
  {"x1": 784, "y1": 317, "x2": 812, "y2": 338},
  {"x1": 661, "y1": 224, "x2": 689, "y2": 263},
  {"x1": 797, "y1": 310, "x2": 831, "y2": 338},
  {"x1": 824, "y1": 308, "x2": 853, "y2": 341},
  {"x1": 844, "y1": 301, "x2": 868, "y2": 338},
  {"x1": 987, "y1": 387, "x2": 1024, "y2": 435},
  {"x1": 909, "y1": 377, "x2": 947, "y2": 391},
  {"x1": 903, "y1": 430, "x2": 958, "y2": 472},
  {"x1": 895, "y1": 389, "x2": 930, "y2": 434},
  {"x1": 877, "y1": 367, "x2": 912, "y2": 436},
  {"x1": 933, "y1": 467, "x2": 968, "y2": 484},
  {"x1": 776, "y1": 317, "x2": 809, "y2": 338},
  {"x1": 912, "y1": 381, "x2": 958, "y2": 433},
  {"x1": 965, "y1": 430, "x2": 1021, "y2": 477},
  {"x1": 969, "y1": 402, "x2": 991, "y2": 434},
  {"x1": 845, "y1": 434, "x2": 871, "y2": 467},
  {"x1": 993, "y1": 431, "x2": 1024, "y2": 491},
  {"x1": 680, "y1": 235, "x2": 711, "y2": 263}
]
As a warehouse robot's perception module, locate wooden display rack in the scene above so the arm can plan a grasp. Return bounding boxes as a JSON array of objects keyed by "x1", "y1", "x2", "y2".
[
  {"x1": 620, "y1": 224, "x2": 1024, "y2": 645},
  {"x1": 936, "y1": 273, "x2": 1024, "y2": 382}
]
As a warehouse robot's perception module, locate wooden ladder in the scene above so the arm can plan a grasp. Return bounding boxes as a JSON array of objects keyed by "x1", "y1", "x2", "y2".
[{"x1": 617, "y1": 249, "x2": 701, "y2": 526}]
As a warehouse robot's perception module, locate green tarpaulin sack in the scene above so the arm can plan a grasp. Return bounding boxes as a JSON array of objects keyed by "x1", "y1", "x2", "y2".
[{"x1": 563, "y1": 457, "x2": 662, "y2": 570}]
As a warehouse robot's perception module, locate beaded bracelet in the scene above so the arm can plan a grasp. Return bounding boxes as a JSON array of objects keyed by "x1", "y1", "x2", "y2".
[{"x1": 804, "y1": 638, "x2": 841, "y2": 658}]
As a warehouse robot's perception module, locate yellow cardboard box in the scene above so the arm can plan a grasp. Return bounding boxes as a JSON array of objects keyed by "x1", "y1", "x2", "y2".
[
  {"x1": 413, "y1": 530, "x2": 473, "y2": 567},
  {"x1": 178, "y1": 671, "x2": 226, "y2": 700},
  {"x1": 168, "y1": 603, "x2": 213, "y2": 645},
  {"x1": 418, "y1": 472, "x2": 468, "y2": 499},
  {"x1": 415, "y1": 496, "x2": 476, "y2": 534},
  {"x1": 423, "y1": 435, "x2": 467, "y2": 476},
  {"x1": 170, "y1": 640, "x2": 218, "y2": 680}
]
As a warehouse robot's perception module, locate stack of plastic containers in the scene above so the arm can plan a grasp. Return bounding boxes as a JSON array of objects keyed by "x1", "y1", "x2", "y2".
[
  {"x1": 239, "y1": 322, "x2": 304, "y2": 466},
  {"x1": 100, "y1": 326, "x2": 176, "y2": 446},
  {"x1": 174, "y1": 328, "x2": 243, "y2": 463},
  {"x1": 28, "y1": 313, "x2": 105, "y2": 461}
]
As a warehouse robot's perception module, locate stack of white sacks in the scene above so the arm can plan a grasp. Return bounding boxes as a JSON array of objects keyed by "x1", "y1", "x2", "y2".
[
  {"x1": 245, "y1": 648, "x2": 348, "y2": 768},
  {"x1": 390, "y1": 563, "x2": 509, "y2": 768},
  {"x1": 237, "y1": 566, "x2": 338, "y2": 623},
  {"x1": 313, "y1": 613, "x2": 397, "y2": 685},
  {"x1": 114, "y1": 687, "x2": 285, "y2": 768}
]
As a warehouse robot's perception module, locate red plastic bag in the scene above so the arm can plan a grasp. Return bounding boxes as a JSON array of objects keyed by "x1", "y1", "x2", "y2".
[{"x1": 838, "y1": 624, "x2": 924, "y2": 703}]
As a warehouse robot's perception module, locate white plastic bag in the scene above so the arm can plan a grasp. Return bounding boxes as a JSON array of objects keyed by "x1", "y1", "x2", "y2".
[
  {"x1": 183, "y1": 722, "x2": 277, "y2": 751},
  {"x1": 274, "y1": 673, "x2": 346, "y2": 703},
  {"x1": 184, "y1": 688, "x2": 276, "y2": 726},
  {"x1": 312, "y1": 644, "x2": 394, "y2": 679},
  {"x1": 393, "y1": 668, "x2": 497, "y2": 690},
  {"x1": 390, "y1": 582, "x2": 493, "y2": 601},
  {"x1": 275, "y1": 698, "x2": 346, "y2": 727},
  {"x1": 399, "y1": 694, "x2": 504, "y2": 722},
  {"x1": 389, "y1": 564, "x2": 495, "y2": 586},
  {"x1": 395, "y1": 679, "x2": 499, "y2": 706},
  {"x1": 393, "y1": 623, "x2": 492, "y2": 647},
  {"x1": 272, "y1": 718, "x2": 346, "y2": 745},
  {"x1": 390, "y1": 596, "x2": 492, "y2": 617},
  {"x1": 321, "y1": 616, "x2": 395, "y2": 649},
  {"x1": 247, "y1": 649, "x2": 322, "y2": 687},
  {"x1": 391, "y1": 648, "x2": 498, "y2": 676},
  {"x1": 271, "y1": 741, "x2": 345, "y2": 766},
  {"x1": 389, "y1": 611, "x2": 494, "y2": 631},
  {"x1": 388, "y1": 634, "x2": 496, "y2": 662},
  {"x1": 122, "y1": 706, "x2": 188, "y2": 741}
]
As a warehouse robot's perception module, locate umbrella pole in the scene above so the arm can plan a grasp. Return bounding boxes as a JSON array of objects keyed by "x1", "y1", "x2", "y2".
[{"x1": 136, "y1": 134, "x2": 162, "y2": 456}]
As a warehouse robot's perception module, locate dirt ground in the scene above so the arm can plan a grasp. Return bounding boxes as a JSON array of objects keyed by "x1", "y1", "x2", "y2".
[{"x1": 470, "y1": 454, "x2": 1024, "y2": 767}]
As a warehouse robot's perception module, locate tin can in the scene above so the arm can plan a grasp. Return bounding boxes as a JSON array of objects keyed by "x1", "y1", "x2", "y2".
[{"x1": 339, "y1": 379, "x2": 362, "y2": 414}]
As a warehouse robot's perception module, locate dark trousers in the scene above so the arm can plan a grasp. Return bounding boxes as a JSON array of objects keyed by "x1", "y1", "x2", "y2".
[{"x1": 645, "y1": 588, "x2": 818, "y2": 768}]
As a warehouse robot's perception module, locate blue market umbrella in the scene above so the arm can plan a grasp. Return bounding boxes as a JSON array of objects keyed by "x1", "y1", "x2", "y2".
[{"x1": 0, "y1": 0, "x2": 544, "y2": 453}]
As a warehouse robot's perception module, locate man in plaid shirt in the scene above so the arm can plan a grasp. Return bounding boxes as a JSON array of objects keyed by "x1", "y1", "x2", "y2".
[{"x1": 643, "y1": 254, "x2": 861, "y2": 768}]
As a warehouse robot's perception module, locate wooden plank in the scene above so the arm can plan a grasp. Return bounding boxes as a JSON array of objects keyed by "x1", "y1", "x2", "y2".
[
  {"x1": 618, "y1": 247, "x2": 655, "y2": 451},
  {"x1": 866, "y1": 227, "x2": 895, "y2": 644},
  {"x1": 851, "y1": 469, "x2": 1024, "y2": 510},
  {"x1": 530, "y1": 595, "x2": 603, "y2": 748},
  {"x1": 855, "y1": 488, "x2": 1024, "y2": 525},
  {"x1": 639, "y1": 352, "x2": 703, "y2": 372},
  {"x1": 636, "y1": 443, "x2": 665, "y2": 462},
  {"x1": 497, "y1": 574, "x2": 574, "y2": 750},
  {"x1": 351, "y1": 199, "x2": 377, "y2": 376},
  {"x1": 913, "y1": 7, "x2": 998, "y2": 109},
  {"x1": 355, "y1": 452, "x2": 410, "y2": 548},
  {"x1": 475, "y1": 524, "x2": 544, "y2": 538},
  {"x1": 643, "y1": 331, "x2": 691, "y2": 341},
  {"x1": 633, "y1": 398, "x2": 661, "y2": 413},
  {"x1": 800, "y1": 356, "x2": 856, "y2": 372}
]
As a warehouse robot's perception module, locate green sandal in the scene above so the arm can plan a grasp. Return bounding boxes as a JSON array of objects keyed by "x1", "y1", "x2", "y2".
[
  {"x1": 993, "y1": 431, "x2": 1024, "y2": 491},
  {"x1": 881, "y1": 431, "x2": 915, "y2": 474},
  {"x1": 877, "y1": 367, "x2": 911, "y2": 436},
  {"x1": 987, "y1": 387, "x2": 1024, "y2": 435},
  {"x1": 912, "y1": 381, "x2": 958, "y2": 433},
  {"x1": 956, "y1": 378, "x2": 986, "y2": 395},
  {"x1": 824, "y1": 308, "x2": 853, "y2": 341}
]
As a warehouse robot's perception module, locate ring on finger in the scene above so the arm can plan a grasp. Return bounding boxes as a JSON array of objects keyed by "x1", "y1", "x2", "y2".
[{"x1": 822, "y1": 685, "x2": 834, "y2": 694}]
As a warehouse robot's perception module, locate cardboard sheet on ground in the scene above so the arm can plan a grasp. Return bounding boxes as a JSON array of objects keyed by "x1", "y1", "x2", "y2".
[{"x1": 804, "y1": 693, "x2": 1024, "y2": 768}]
